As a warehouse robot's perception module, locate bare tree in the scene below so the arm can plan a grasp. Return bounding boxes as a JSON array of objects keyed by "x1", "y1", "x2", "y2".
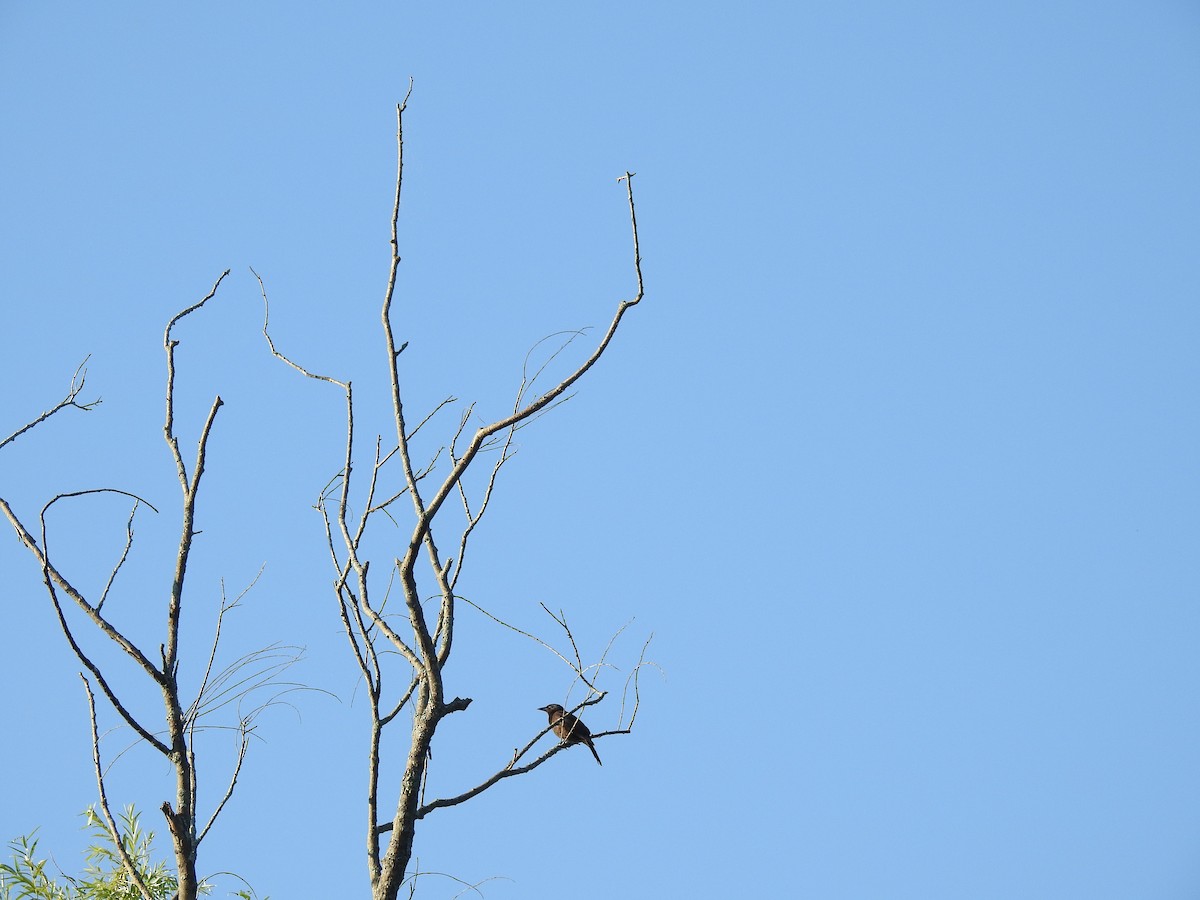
[
  {"x1": 4, "y1": 89, "x2": 652, "y2": 900},
  {"x1": 259, "y1": 91, "x2": 652, "y2": 900},
  {"x1": 1, "y1": 282, "x2": 301, "y2": 900}
]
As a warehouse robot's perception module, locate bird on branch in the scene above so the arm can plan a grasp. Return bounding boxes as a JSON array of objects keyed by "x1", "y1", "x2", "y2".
[{"x1": 539, "y1": 703, "x2": 602, "y2": 766}]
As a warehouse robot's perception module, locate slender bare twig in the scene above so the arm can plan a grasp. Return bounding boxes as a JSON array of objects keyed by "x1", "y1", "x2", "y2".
[
  {"x1": 447, "y1": 403, "x2": 518, "y2": 594},
  {"x1": 396, "y1": 173, "x2": 645, "y2": 587},
  {"x1": 82, "y1": 675, "x2": 157, "y2": 900},
  {"x1": 192, "y1": 572, "x2": 265, "y2": 723},
  {"x1": 197, "y1": 721, "x2": 251, "y2": 847},
  {"x1": 406, "y1": 396, "x2": 458, "y2": 443},
  {"x1": 258, "y1": 265, "x2": 416, "y2": 678},
  {"x1": 400, "y1": 868, "x2": 508, "y2": 900},
  {"x1": 189, "y1": 643, "x2": 306, "y2": 723},
  {"x1": 617, "y1": 635, "x2": 659, "y2": 731},
  {"x1": 254, "y1": 267, "x2": 349, "y2": 390},
  {"x1": 1, "y1": 356, "x2": 101, "y2": 451},
  {"x1": 97, "y1": 501, "x2": 142, "y2": 613},
  {"x1": 541, "y1": 603, "x2": 605, "y2": 694},
  {"x1": 457, "y1": 595, "x2": 587, "y2": 679},
  {"x1": 518, "y1": 330, "x2": 589, "y2": 407}
]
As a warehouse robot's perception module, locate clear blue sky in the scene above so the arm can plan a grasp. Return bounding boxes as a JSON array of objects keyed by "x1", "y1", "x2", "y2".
[{"x1": 3, "y1": 2, "x2": 1199, "y2": 898}]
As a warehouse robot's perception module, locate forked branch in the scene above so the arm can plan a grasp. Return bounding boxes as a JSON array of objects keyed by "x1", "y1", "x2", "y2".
[
  {"x1": 2, "y1": 274, "x2": 278, "y2": 900},
  {"x1": 1, "y1": 356, "x2": 101, "y2": 452},
  {"x1": 258, "y1": 89, "x2": 649, "y2": 900},
  {"x1": 396, "y1": 171, "x2": 645, "y2": 583}
]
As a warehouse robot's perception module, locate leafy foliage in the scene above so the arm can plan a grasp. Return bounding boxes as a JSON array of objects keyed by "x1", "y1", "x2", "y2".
[{"x1": 1, "y1": 807, "x2": 184, "y2": 900}]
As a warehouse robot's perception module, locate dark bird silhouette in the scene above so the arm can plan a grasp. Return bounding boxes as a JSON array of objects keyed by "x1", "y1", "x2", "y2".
[{"x1": 539, "y1": 703, "x2": 602, "y2": 766}]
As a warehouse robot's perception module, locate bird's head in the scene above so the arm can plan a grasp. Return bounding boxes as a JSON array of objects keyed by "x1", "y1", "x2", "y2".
[{"x1": 538, "y1": 704, "x2": 564, "y2": 715}]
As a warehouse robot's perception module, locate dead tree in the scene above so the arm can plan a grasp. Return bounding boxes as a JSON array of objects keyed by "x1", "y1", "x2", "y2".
[
  {"x1": 4, "y1": 90, "x2": 652, "y2": 900},
  {"x1": 260, "y1": 91, "x2": 652, "y2": 900},
  {"x1": 1, "y1": 288, "x2": 299, "y2": 900}
]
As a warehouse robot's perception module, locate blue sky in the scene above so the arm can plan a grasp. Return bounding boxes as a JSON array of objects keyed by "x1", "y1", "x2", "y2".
[{"x1": 2, "y1": 2, "x2": 1199, "y2": 898}]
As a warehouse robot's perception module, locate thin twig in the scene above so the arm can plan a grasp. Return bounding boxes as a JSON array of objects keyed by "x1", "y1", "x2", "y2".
[
  {"x1": 81, "y1": 675, "x2": 157, "y2": 900},
  {"x1": 191, "y1": 571, "x2": 264, "y2": 723},
  {"x1": 618, "y1": 635, "x2": 659, "y2": 730},
  {"x1": 254, "y1": 267, "x2": 350, "y2": 390},
  {"x1": 398, "y1": 173, "x2": 646, "y2": 581},
  {"x1": 97, "y1": 501, "x2": 144, "y2": 613},
  {"x1": 197, "y1": 721, "x2": 251, "y2": 846},
  {"x1": 1, "y1": 356, "x2": 101, "y2": 451}
]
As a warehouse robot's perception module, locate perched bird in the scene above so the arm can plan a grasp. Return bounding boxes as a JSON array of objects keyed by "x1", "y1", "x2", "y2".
[{"x1": 539, "y1": 703, "x2": 603, "y2": 766}]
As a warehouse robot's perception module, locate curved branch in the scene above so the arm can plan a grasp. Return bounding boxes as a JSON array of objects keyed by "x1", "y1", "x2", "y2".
[
  {"x1": 19, "y1": 492, "x2": 166, "y2": 675},
  {"x1": 400, "y1": 173, "x2": 645, "y2": 581},
  {"x1": 1, "y1": 495, "x2": 173, "y2": 754}
]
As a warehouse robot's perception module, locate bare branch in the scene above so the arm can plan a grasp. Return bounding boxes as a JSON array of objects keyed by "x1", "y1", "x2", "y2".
[
  {"x1": 381, "y1": 94, "x2": 439, "y2": 626},
  {"x1": 196, "y1": 721, "x2": 251, "y2": 846},
  {"x1": 408, "y1": 746, "x2": 559, "y2": 822},
  {"x1": 81, "y1": 675, "x2": 158, "y2": 900},
  {"x1": 334, "y1": 577, "x2": 379, "y2": 690},
  {"x1": 192, "y1": 572, "x2": 264, "y2": 721},
  {"x1": 257, "y1": 268, "x2": 400, "y2": 715},
  {"x1": 380, "y1": 675, "x2": 420, "y2": 727},
  {"x1": 163, "y1": 393, "x2": 223, "y2": 677},
  {"x1": 400, "y1": 866, "x2": 509, "y2": 900},
  {"x1": 355, "y1": 569, "x2": 423, "y2": 671},
  {"x1": 406, "y1": 396, "x2": 457, "y2": 443},
  {"x1": 358, "y1": 437, "x2": 392, "y2": 527},
  {"x1": 368, "y1": 449, "x2": 440, "y2": 519},
  {"x1": 455, "y1": 595, "x2": 587, "y2": 681},
  {"x1": 254, "y1": 266, "x2": 350, "y2": 390},
  {"x1": 188, "y1": 643, "x2": 306, "y2": 724},
  {"x1": 447, "y1": 412, "x2": 517, "y2": 594},
  {"x1": 39, "y1": 487, "x2": 161, "y2": 516},
  {"x1": 411, "y1": 695, "x2": 606, "y2": 821},
  {"x1": 0, "y1": 492, "x2": 171, "y2": 751},
  {"x1": 399, "y1": 173, "x2": 646, "y2": 579},
  {"x1": 164, "y1": 270, "x2": 229, "y2": 485},
  {"x1": 541, "y1": 602, "x2": 601, "y2": 692},
  {"x1": 159, "y1": 280, "x2": 237, "y2": 900},
  {"x1": 97, "y1": 500, "x2": 142, "y2": 613},
  {"x1": 1, "y1": 356, "x2": 101, "y2": 451},
  {"x1": 254, "y1": 93, "x2": 649, "y2": 900},
  {"x1": 618, "y1": 634, "x2": 659, "y2": 731},
  {"x1": 618, "y1": 171, "x2": 644, "y2": 299},
  {"x1": 18, "y1": 489, "x2": 172, "y2": 751},
  {"x1": 517, "y1": 330, "x2": 589, "y2": 410}
]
